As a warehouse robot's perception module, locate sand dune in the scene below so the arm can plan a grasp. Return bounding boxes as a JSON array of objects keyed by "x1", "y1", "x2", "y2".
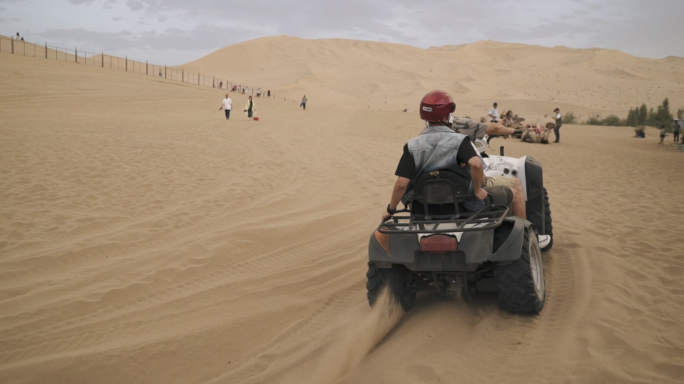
[
  {"x1": 179, "y1": 37, "x2": 683, "y2": 121},
  {"x1": 1, "y1": 37, "x2": 684, "y2": 384}
]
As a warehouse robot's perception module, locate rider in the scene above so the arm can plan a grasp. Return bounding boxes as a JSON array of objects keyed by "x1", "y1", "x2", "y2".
[
  {"x1": 382, "y1": 90, "x2": 551, "y2": 248},
  {"x1": 448, "y1": 115, "x2": 528, "y2": 217},
  {"x1": 382, "y1": 90, "x2": 486, "y2": 221}
]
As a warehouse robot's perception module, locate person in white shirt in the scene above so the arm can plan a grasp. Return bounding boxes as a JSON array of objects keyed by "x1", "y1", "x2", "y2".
[
  {"x1": 553, "y1": 108, "x2": 562, "y2": 143},
  {"x1": 488, "y1": 102, "x2": 499, "y2": 122},
  {"x1": 218, "y1": 94, "x2": 232, "y2": 120}
]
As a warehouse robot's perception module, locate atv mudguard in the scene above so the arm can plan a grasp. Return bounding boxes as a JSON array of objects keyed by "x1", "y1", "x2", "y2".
[{"x1": 369, "y1": 217, "x2": 531, "y2": 271}]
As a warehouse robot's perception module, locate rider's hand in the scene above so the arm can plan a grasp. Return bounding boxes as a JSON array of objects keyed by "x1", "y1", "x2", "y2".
[{"x1": 474, "y1": 188, "x2": 488, "y2": 201}]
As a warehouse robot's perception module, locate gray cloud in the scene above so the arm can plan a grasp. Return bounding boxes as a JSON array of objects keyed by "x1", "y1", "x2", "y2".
[
  {"x1": 126, "y1": 0, "x2": 143, "y2": 11},
  {"x1": 2, "y1": 0, "x2": 681, "y2": 65},
  {"x1": 41, "y1": 23, "x2": 257, "y2": 53}
]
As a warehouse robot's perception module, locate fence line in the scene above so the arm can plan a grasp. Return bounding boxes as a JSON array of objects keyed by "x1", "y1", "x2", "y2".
[{"x1": 0, "y1": 36, "x2": 298, "y2": 102}]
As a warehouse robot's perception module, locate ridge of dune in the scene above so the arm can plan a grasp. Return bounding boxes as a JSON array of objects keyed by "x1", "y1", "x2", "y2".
[{"x1": 177, "y1": 36, "x2": 683, "y2": 121}]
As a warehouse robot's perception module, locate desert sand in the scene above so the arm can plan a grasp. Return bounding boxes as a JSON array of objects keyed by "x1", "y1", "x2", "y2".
[{"x1": 1, "y1": 37, "x2": 684, "y2": 384}]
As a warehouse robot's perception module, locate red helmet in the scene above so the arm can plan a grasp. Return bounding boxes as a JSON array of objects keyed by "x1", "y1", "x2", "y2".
[{"x1": 420, "y1": 90, "x2": 456, "y2": 122}]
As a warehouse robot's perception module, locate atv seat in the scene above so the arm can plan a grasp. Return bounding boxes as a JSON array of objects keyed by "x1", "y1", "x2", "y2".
[{"x1": 410, "y1": 170, "x2": 513, "y2": 219}]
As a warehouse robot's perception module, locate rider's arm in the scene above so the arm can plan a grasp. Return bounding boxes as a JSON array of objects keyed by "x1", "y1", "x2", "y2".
[
  {"x1": 486, "y1": 122, "x2": 514, "y2": 137},
  {"x1": 389, "y1": 177, "x2": 410, "y2": 211},
  {"x1": 382, "y1": 177, "x2": 410, "y2": 220},
  {"x1": 468, "y1": 156, "x2": 487, "y2": 200},
  {"x1": 383, "y1": 146, "x2": 414, "y2": 219}
]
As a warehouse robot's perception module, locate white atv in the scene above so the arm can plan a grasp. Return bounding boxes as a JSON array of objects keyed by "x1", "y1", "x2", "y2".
[{"x1": 474, "y1": 135, "x2": 553, "y2": 250}]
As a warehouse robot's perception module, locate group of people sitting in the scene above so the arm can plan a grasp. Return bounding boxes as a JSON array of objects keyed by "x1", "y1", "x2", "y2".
[{"x1": 482, "y1": 108, "x2": 559, "y2": 144}]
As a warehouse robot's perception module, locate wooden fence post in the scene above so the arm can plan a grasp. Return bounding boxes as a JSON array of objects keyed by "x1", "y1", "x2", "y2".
[
  {"x1": 75, "y1": 47, "x2": 78, "y2": 63},
  {"x1": 165, "y1": 65, "x2": 167, "y2": 79},
  {"x1": 11, "y1": 37, "x2": 14, "y2": 54},
  {"x1": 146, "y1": 61, "x2": 148, "y2": 75},
  {"x1": 45, "y1": 43, "x2": 47, "y2": 59},
  {"x1": 102, "y1": 52, "x2": 104, "y2": 67},
  {"x1": 198, "y1": 72, "x2": 200, "y2": 86},
  {"x1": 126, "y1": 56, "x2": 128, "y2": 72}
]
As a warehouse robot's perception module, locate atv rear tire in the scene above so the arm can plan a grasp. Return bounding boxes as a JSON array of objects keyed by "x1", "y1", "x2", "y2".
[
  {"x1": 494, "y1": 229, "x2": 546, "y2": 314},
  {"x1": 366, "y1": 262, "x2": 415, "y2": 312},
  {"x1": 542, "y1": 187, "x2": 553, "y2": 252}
]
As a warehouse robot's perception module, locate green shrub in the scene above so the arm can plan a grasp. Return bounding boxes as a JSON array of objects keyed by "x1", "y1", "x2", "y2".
[{"x1": 563, "y1": 111, "x2": 577, "y2": 124}]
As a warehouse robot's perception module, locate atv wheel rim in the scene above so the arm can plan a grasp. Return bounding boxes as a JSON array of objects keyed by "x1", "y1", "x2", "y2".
[{"x1": 530, "y1": 239, "x2": 543, "y2": 292}]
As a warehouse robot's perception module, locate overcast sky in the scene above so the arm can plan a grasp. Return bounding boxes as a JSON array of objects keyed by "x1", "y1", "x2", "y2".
[{"x1": 2, "y1": 0, "x2": 683, "y2": 65}]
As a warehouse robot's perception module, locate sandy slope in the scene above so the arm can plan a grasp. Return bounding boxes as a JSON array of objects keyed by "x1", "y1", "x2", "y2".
[
  {"x1": 1, "y1": 41, "x2": 684, "y2": 384},
  {"x1": 179, "y1": 37, "x2": 684, "y2": 121}
]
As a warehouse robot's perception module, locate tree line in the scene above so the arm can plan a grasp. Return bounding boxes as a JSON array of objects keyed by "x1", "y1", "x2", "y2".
[{"x1": 564, "y1": 98, "x2": 683, "y2": 129}]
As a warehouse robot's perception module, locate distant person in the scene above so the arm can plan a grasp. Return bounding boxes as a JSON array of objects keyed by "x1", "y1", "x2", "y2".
[
  {"x1": 673, "y1": 120, "x2": 680, "y2": 143},
  {"x1": 244, "y1": 96, "x2": 256, "y2": 118},
  {"x1": 16, "y1": 32, "x2": 20, "y2": 40},
  {"x1": 553, "y1": 108, "x2": 562, "y2": 143},
  {"x1": 488, "y1": 102, "x2": 499, "y2": 122},
  {"x1": 20, "y1": 37, "x2": 24, "y2": 41},
  {"x1": 300, "y1": 95, "x2": 307, "y2": 110},
  {"x1": 219, "y1": 94, "x2": 233, "y2": 120},
  {"x1": 158, "y1": 69, "x2": 162, "y2": 77},
  {"x1": 219, "y1": 81, "x2": 223, "y2": 89},
  {"x1": 267, "y1": 89, "x2": 271, "y2": 97},
  {"x1": 659, "y1": 126, "x2": 666, "y2": 146},
  {"x1": 256, "y1": 88, "x2": 262, "y2": 98},
  {"x1": 634, "y1": 126, "x2": 645, "y2": 138}
]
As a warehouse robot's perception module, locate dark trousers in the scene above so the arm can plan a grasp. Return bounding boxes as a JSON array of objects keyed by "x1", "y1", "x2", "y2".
[
  {"x1": 248, "y1": 110, "x2": 253, "y2": 118},
  {"x1": 554, "y1": 127, "x2": 561, "y2": 142},
  {"x1": 675, "y1": 131, "x2": 680, "y2": 142},
  {"x1": 224, "y1": 109, "x2": 231, "y2": 120}
]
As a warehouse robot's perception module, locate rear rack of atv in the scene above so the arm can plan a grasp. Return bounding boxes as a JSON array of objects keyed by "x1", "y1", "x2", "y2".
[{"x1": 377, "y1": 205, "x2": 509, "y2": 234}]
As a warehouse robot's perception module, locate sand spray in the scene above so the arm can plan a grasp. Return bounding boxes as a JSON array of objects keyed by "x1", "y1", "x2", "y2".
[{"x1": 305, "y1": 288, "x2": 403, "y2": 383}]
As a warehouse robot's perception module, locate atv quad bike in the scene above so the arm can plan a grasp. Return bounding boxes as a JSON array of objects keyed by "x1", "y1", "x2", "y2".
[{"x1": 367, "y1": 136, "x2": 553, "y2": 314}]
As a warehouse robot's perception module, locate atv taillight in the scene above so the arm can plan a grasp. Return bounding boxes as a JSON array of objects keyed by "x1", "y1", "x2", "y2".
[{"x1": 420, "y1": 235, "x2": 457, "y2": 253}]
